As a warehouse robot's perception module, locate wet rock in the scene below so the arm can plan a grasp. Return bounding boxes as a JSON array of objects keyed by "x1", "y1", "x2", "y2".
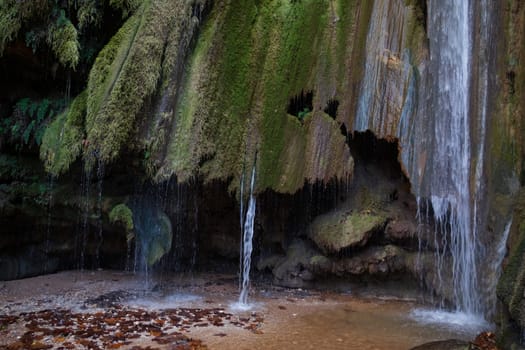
[
  {"x1": 308, "y1": 210, "x2": 386, "y2": 254},
  {"x1": 131, "y1": 205, "x2": 172, "y2": 267},
  {"x1": 385, "y1": 219, "x2": 417, "y2": 241},
  {"x1": 208, "y1": 233, "x2": 239, "y2": 259},
  {"x1": 84, "y1": 290, "x2": 131, "y2": 308},
  {"x1": 331, "y1": 245, "x2": 406, "y2": 276},
  {"x1": 272, "y1": 240, "x2": 318, "y2": 288},
  {"x1": 0, "y1": 249, "x2": 59, "y2": 280},
  {"x1": 409, "y1": 339, "x2": 470, "y2": 350},
  {"x1": 257, "y1": 254, "x2": 285, "y2": 271}
]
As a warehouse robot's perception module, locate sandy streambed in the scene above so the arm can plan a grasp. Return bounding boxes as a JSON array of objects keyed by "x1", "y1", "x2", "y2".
[{"x1": 0, "y1": 270, "x2": 486, "y2": 349}]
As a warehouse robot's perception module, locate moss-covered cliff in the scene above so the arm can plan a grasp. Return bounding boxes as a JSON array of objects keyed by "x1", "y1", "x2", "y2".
[
  {"x1": 0, "y1": 0, "x2": 428, "y2": 195},
  {"x1": 15, "y1": 0, "x2": 372, "y2": 194}
]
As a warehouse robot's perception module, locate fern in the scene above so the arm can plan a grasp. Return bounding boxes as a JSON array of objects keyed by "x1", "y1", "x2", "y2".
[
  {"x1": 22, "y1": 120, "x2": 35, "y2": 145},
  {"x1": 3, "y1": 97, "x2": 67, "y2": 147},
  {"x1": 16, "y1": 98, "x2": 31, "y2": 115},
  {"x1": 37, "y1": 99, "x2": 50, "y2": 123}
]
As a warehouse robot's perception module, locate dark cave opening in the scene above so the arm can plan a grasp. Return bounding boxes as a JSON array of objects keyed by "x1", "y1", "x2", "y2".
[
  {"x1": 287, "y1": 90, "x2": 313, "y2": 119},
  {"x1": 348, "y1": 130, "x2": 406, "y2": 181},
  {"x1": 323, "y1": 99, "x2": 339, "y2": 119}
]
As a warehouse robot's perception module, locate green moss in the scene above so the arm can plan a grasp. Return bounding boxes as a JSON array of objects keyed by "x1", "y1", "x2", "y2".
[
  {"x1": 109, "y1": 203, "x2": 134, "y2": 232},
  {"x1": 273, "y1": 115, "x2": 307, "y2": 193},
  {"x1": 197, "y1": 1, "x2": 259, "y2": 181},
  {"x1": 86, "y1": 0, "x2": 171, "y2": 167},
  {"x1": 40, "y1": 91, "x2": 87, "y2": 175},
  {"x1": 46, "y1": 11, "x2": 80, "y2": 69},
  {"x1": 135, "y1": 1, "x2": 357, "y2": 192},
  {"x1": 257, "y1": 0, "x2": 327, "y2": 189},
  {"x1": 162, "y1": 5, "x2": 220, "y2": 181},
  {"x1": 143, "y1": 210, "x2": 172, "y2": 266},
  {"x1": 309, "y1": 210, "x2": 386, "y2": 254},
  {"x1": 109, "y1": 0, "x2": 141, "y2": 18}
]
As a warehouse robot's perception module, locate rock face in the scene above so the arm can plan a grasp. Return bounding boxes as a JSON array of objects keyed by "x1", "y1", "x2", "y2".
[{"x1": 255, "y1": 130, "x2": 427, "y2": 289}]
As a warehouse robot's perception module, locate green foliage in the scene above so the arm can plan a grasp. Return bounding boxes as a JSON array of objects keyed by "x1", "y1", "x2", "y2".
[
  {"x1": 77, "y1": 0, "x2": 101, "y2": 31},
  {"x1": 0, "y1": 155, "x2": 30, "y2": 181},
  {"x1": 1, "y1": 97, "x2": 66, "y2": 149},
  {"x1": 40, "y1": 92, "x2": 87, "y2": 176},
  {"x1": 0, "y1": 0, "x2": 79, "y2": 68},
  {"x1": 0, "y1": 0, "x2": 49, "y2": 54},
  {"x1": 109, "y1": 203, "x2": 134, "y2": 232},
  {"x1": 297, "y1": 108, "x2": 310, "y2": 120},
  {"x1": 0, "y1": 0, "x2": 126, "y2": 70}
]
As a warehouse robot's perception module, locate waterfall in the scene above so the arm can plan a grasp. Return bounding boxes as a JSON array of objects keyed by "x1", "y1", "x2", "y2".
[
  {"x1": 424, "y1": 0, "x2": 480, "y2": 316},
  {"x1": 355, "y1": 0, "x2": 496, "y2": 319},
  {"x1": 239, "y1": 165, "x2": 257, "y2": 306}
]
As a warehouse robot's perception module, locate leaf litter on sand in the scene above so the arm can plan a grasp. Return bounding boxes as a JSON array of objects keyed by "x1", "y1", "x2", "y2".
[{"x1": 0, "y1": 305, "x2": 264, "y2": 349}]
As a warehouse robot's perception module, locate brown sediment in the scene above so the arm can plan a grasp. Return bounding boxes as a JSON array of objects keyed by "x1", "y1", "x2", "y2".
[{"x1": 0, "y1": 270, "x2": 482, "y2": 350}]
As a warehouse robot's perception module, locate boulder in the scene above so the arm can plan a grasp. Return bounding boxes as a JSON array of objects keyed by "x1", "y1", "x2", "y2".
[
  {"x1": 208, "y1": 233, "x2": 239, "y2": 259},
  {"x1": 272, "y1": 240, "x2": 318, "y2": 288},
  {"x1": 332, "y1": 245, "x2": 406, "y2": 276},
  {"x1": 309, "y1": 210, "x2": 386, "y2": 254}
]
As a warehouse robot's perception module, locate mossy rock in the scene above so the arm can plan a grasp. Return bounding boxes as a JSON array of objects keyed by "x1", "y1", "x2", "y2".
[
  {"x1": 497, "y1": 192, "x2": 525, "y2": 328},
  {"x1": 272, "y1": 239, "x2": 319, "y2": 288},
  {"x1": 40, "y1": 91, "x2": 86, "y2": 176},
  {"x1": 309, "y1": 210, "x2": 386, "y2": 254},
  {"x1": 109, "y1": 203, "x2": 134, "y2": 232},
  {"x1": 133, "y1": 206, "x2": 172, "y2": 267}
]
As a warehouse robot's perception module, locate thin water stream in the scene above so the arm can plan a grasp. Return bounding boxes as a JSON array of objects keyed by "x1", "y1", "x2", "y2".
[{"x1": 239, "y1": 165, "x2": 257, "y2": 306}]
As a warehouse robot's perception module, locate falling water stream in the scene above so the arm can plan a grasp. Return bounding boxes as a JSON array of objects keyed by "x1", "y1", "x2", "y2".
[
  {"x1": 238, "y1": 165, "x2": 257, "y2": 306},
  {"x1": 355, "y1": 0, "x2": 500, "y2": 326},
  {"x1": 425, "y1": 0, "x2": 479, "y2": 316}
]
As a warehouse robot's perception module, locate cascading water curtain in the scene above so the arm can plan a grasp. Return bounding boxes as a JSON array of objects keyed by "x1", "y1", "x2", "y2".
[{"x1": 425, "y1": 0, "x2": 482, "y2": 316}]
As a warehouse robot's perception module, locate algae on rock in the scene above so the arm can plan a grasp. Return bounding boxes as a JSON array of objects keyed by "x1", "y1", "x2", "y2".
[
  {"x1": 109, "y1": 203, "x2": 134, "y2": 232},
  {"x1": 40, "y1": 92, "x2": 87, "y2": 176},
  {"x1": 309, "y1": 210, "x2": 386, "y2": 254}
]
